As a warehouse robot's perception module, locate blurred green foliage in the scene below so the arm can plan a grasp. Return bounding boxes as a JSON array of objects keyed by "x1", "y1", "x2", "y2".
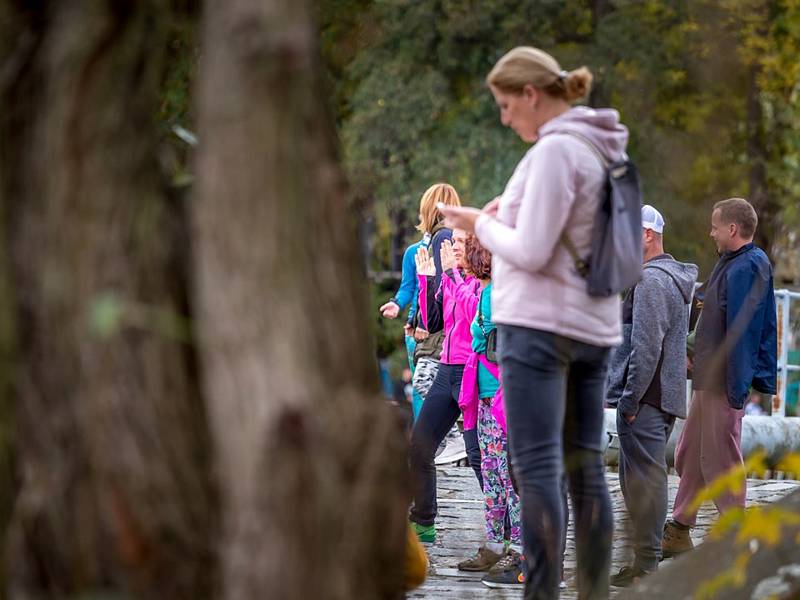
[
  {"x1": 143, "y1": 0, "x2": 800, "y2": 365},
  {"x1": 317, "y1": 0, "x2": 800, "y2": 282}
]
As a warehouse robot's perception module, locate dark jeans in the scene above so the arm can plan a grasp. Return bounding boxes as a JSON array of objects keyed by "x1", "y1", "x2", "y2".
[
  {"x1": 409, "y1": 363, "x2": 482, "y2": 526},
  {"x1": 499, "y1": 325, "x2": 612, "y2": 600},
  {"x1": 617, "y1": 403, "x2": 675, "y2": 571},
  {"x1": 508, "y1": 448, "x2": 569, "y2": 575}
]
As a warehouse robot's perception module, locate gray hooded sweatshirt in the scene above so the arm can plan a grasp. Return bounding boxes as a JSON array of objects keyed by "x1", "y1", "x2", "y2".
[{"x1": 606, "y1": 255, "x2": 699, "y2": 419}]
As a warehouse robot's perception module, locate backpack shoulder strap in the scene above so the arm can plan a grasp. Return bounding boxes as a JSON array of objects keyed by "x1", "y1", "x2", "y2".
[
  {"x1": 560, "y1": 131, "x2": 610, "y2": 168},
  {"x1": 557, "y1": 131, "x2": 607, "y2": 278}
]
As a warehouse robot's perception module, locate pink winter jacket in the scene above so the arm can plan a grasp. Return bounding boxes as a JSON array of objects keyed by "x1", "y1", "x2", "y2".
[
  {"x1": 418, "y1": 268, "x2": 480, "y2": 365},
  {"x1": 475, "y1": 106, "x2": 628, "y2": 347}
]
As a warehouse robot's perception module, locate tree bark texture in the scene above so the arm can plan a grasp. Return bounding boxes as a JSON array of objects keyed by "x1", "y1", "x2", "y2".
[
  {"x1": 746, "y1": 64, "x2": 777, "y2": 257},
  {"x1": 192, "y1": 1, "x2": 408, "y2": 599},
  {"x1": 0, "y1": 2, "x2": 217, "y2": 597}
]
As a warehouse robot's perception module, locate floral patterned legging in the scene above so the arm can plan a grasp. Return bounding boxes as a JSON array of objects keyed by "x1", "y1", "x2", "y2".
[{"x1": 478, "y1": 398, "x2": 521, "y2": 545}]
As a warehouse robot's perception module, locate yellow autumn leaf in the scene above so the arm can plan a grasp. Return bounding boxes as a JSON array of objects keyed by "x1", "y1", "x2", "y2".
[
  {"x1": 709, "y1": 508, "x2": 745, "y2": 540},
  {"x1": 775, "y1": 452, "x2": 800, "y2": 476},
  {"x1": 689, "y1": 451, "x2": 766, "y2": 513},
  {"x1": 735, "y1": 507, "x2": 781, "y2": 546}
]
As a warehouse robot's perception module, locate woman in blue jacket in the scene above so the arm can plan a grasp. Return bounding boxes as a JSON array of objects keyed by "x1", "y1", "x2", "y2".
[{"x1": 380, "y1": 183, "x2": 462, "y2": 419}]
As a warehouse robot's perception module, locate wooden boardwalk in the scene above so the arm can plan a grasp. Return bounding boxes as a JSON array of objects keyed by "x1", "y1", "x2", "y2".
[{"x1": 410, "y1": 467, "x2": 800, "y2": 599}]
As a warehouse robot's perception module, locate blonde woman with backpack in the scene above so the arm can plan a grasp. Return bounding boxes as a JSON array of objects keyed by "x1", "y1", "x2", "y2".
[{"x1": 441, "y1": 47, "x2": 629, "y2": 599}]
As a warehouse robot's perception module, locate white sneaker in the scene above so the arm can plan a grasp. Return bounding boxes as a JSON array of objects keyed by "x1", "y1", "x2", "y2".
[{"x1": 434, "y1": 434, "x2": 467, "y2": 465}]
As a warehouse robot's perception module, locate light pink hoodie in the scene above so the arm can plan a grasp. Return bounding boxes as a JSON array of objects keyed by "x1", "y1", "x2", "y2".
[{"x1": 475, "y1": 106, "x2": 628, "y2": 347}]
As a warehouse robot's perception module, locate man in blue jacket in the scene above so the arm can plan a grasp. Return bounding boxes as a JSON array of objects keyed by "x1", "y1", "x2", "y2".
[{"x1": 662, "y1": 198, "x2": 777, "y2": 558}]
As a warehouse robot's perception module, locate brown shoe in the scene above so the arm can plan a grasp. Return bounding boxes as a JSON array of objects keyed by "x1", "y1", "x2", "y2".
[
  {"x1": 457, "y1": 545, "x2": 504, "y2": 571},
  {"x1": 662, "y1": 520, "x2": 694, "y2": 559}
]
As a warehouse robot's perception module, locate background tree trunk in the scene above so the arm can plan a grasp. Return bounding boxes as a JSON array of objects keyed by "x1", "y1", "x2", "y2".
[
  {"x1": 746, "y1": 63, "x2": 777, "y2": 257},
  {"x1": 0, "y1": 2, "x2": 217, "y2": 597},
  {"x1": 192, "y1": 0, "x2": 409, "y2": 598}
]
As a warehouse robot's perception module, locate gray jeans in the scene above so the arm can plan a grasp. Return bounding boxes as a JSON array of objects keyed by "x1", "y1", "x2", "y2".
[
  {"x1": 499, "y1": 325, "x2": 612, "y2": 600},
  {"x1": 616, "y1": 403, "x2": 675, "y2": 571}
]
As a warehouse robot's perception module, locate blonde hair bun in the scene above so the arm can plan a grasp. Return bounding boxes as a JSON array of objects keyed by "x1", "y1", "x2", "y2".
[
  {"x1": 487, "y1": 46, "x2": 593, "y2": 103},
  {"x1": 564, "y1": 67, "x2": 593, "y2": 102}
]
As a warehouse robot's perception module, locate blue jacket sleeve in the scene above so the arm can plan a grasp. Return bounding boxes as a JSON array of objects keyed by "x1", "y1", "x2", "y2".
[
  {"x1": 752, "y1": 271, "x2": 777, "y2": 395},
  {"x1": 725, "y1": 259, "x2": 773, "y2": 408},
  {"x1": 393, "y1": 242, "x2": 419, "y2": 311}
]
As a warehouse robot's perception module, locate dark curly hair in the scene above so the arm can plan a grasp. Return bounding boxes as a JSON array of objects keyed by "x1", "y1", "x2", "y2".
[{"x1": 463, "y1": 234, "x2": 492, "y2": 280}]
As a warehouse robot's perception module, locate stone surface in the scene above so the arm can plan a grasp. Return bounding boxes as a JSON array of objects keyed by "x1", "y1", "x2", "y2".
[{"x1": 410, "y1": 467, "x2": 800, "y2": 599}]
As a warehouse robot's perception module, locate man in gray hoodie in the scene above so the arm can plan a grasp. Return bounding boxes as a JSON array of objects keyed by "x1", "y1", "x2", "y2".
[{"x1": 606, "y1": 205, "x2": 699, "y2": 586}]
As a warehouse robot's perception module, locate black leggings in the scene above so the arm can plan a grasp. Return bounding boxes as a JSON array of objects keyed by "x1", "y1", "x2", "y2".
[{"x1": 408, "y1": 363, "x2": 482, "y2": 526}]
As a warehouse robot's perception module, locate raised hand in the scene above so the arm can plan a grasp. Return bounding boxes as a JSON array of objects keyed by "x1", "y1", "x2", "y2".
[
  {"x1": 440, "y1": 239, "x2": 457, "y2": 271},
  {"x1": 415, "y1": 246, "x2": 435, "y2": 277}
]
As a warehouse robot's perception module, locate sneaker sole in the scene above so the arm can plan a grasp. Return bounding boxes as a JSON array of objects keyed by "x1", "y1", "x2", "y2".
[
  {"x1": 434, "y1": 438, "x2": 467, "y2": 465},
  {"x1": 434, "y1": 451, "x2": 468, "y2": 465},
  {"x1": 481, "y1": 580, "x2": 523, "y2": 589}
]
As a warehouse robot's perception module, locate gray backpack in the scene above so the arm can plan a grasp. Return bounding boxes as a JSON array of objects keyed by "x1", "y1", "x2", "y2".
[{"x1": 560, "y1": 132, "x2": 643, "y2": 297}]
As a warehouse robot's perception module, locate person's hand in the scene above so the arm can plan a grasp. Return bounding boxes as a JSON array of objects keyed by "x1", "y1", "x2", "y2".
[
  {"x1": 380, "y1": 301, "x2": 400, "y2": 319},
  {"x1": 686, "y1": 355, "x2": 694, "y2": 370},
  {"x1": 482, "y1": 197, "x2": 501, "y2": 217},
  {"x1": 438, "y1": 204, "x2": 482, "y2": 233},
  {"x1": 625, "y1": 413, "x2": 636, "y2": 425},
  {"x1": 440, "y1": 239, "x2": 458, "y2": 271},
  {"x1": 414, "y1": 327, "x2": 429, "y2": 341},
  {"x1": 403, "y1": 323, "x2": 414, "y2": 337},
  {"x1": 415, "y1": 247, "x2": 435, "y2": 277}
]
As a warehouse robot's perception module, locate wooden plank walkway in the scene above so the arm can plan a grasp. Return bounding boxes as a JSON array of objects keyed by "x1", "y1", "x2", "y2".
[{"x1": 410, "y1": 467, "x2": 800, "y2": 599}]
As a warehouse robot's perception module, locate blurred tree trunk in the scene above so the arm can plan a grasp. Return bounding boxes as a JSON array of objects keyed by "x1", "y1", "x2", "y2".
[
  {"x1": 0, "y1": 2, "x2": 217, "y2": 597},
  {"x1": 588, "y1": 0, "x2": 613, "y2": 108},
  {"x1": 192, "y1": 0, "x2": 408, "y2": 598},
  {"x1": 746, "y1": 63, "x2": 777, "y2": 257}
]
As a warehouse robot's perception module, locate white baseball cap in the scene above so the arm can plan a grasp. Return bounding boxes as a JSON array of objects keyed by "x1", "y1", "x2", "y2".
[{"x1": 642, "y1": 204, "x2": 665, "y2": 234}]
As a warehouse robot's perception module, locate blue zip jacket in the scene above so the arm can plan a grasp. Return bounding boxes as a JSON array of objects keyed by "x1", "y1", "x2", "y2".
[
  {"x1": 393, "y1": 239, "x2": 424, "y2": 324},
  {"x1": 693, "y1": 243, "x2": 777, "y2": 409}
]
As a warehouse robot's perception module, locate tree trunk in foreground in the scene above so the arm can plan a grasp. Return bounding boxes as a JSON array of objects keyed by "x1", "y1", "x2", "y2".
[
  {"x1": 0, "y1": 0, "x2": 408, "y2": 597},
  {"x1": 191, "y1": 0, "x2": 408, "y2": 598},
  {"x1": 0, "y1": 2, "x2": 217, "y2": 597}
]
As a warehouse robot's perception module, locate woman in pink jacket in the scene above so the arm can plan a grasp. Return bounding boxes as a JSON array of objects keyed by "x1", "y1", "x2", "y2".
[
  {"x1": 441, "y1": 46, "x2": 629, "y2": 599},
  {"x1": 408, "y1": 229, "x2": 482, "y2": 544},
  {"x1": 455, "y1": 235, "x2": 523, "y2": 587}
]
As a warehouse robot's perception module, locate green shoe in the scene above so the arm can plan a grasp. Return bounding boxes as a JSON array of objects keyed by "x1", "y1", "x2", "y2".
[{"x1": 411, "y1": 522, "x2": 436, "y2": 543}]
